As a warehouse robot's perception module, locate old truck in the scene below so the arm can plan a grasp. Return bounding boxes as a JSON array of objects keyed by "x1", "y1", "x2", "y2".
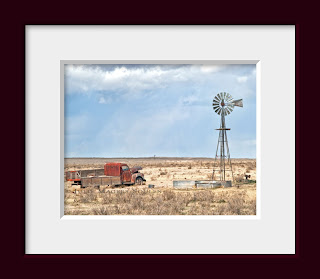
[{"x1": 66, "y1": 162, "x2": 146, "y2": 188}]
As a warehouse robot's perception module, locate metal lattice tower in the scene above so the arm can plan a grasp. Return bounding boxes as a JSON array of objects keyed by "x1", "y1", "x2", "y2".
[{"x1": 212, "y1": 92, "x2": 243, "y2": 181}]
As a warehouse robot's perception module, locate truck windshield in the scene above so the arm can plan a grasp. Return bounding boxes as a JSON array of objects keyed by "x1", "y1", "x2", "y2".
[{"x1": 121, "y1": 166, "x2": 129, "y2": 171}]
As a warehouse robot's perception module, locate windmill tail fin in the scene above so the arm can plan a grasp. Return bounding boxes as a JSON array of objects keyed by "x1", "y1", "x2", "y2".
[{"x1": 231, "y1": 99, "x2": 243, "y2": 107}]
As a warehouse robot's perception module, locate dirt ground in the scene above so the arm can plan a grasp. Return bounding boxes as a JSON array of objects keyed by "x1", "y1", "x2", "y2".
[{"x1": 64, "y1": 157, "x2": 256, "y2": 215}]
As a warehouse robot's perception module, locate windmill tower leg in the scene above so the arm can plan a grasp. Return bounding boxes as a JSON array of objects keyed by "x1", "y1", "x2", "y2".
[
  {"x1": 212, "y1": 130, "x2": 220, "y2": 180},
  {"x1": 224, "y1": 131, "x2": 234, "y2": 182},
  {"x1": 213, "y1": 128, "x2": 233, "y2": 182}
]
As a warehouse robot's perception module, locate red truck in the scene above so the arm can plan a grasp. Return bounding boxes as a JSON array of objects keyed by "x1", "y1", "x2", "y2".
[{"x1": 66, "y1": 162, "x2": 146, "y2": 188}]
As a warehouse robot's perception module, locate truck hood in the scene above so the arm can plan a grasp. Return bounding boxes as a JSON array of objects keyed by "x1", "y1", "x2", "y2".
[{"x1": 130, "y1": 166, "x2": 142, "y2": 173}]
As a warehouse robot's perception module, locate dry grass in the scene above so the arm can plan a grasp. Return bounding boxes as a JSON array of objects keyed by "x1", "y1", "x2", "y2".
[
  {"x1": 64, "y1": 157, "x2": 256, "y2": 215},
  {"x1": 65, "y1": 187, "x2": 256, "y2": 215}
]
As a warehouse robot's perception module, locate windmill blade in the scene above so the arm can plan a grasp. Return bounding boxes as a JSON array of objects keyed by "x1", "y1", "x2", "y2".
[
  {"x1": 226, "y1": 107, "x2": 232, "y2": 114},
  {"x1": 218, "y1": 93, "x2": 223, "y2": 100},
  {"x1": 214, "y1": 96, "x2": 220, "y2": 102},
  {"x1": 226, "y1": 94, "x2": 233, "y2": 102},
  {"x1": 223, "y1": 92, "x2": 226, "y2": 100},
  {"x1": 214, "y1": 107, "x2": 220, "y2": 114},
  {"x1": 212, "y1": 101, "x2": 220, "y2": 106},
  {"x1": 213, "y1": 105, "x2": 220, "y2": 110},
  {"x1": 231, "y1": 99, "x2": 243, "y2": 107},
  {"x1": 226, "y1": 104, "x2": 234, "y2": 110},
  {"x1": 226, "y1": 99, "x2": 233, "y2": 105},
  {"x1": 226, "y1": 107, "x2": 234, "y2": 114},
  {"x1": 217, "y1": 107, "x2": 222, "y2": 115}
]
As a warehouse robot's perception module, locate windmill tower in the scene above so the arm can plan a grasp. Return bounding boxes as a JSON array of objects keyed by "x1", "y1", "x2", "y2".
[{"x1": 212, "y1": 92, "x2": 243, "y2": 182}]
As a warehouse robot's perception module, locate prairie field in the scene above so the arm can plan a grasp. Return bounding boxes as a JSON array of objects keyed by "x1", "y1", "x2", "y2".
[{"x1": 64, "y1": 157, "x2": 256, "y2": 215}]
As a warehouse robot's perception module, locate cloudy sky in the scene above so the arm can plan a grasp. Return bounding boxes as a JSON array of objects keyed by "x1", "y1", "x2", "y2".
[{"x1": 64, "y1": 64, "x2": 256, "y2": 158}]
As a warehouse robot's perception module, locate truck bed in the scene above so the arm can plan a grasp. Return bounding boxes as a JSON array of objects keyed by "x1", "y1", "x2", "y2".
[
  {"x1": 81, "y1": 176, "x2": 122, "y2": 187},
  {"x1": 66, "y1": 169, "x2": 104, "y2": 181}
]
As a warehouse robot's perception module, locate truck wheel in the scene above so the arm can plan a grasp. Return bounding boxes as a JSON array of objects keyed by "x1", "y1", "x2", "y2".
[{"x1": 135, "y1": 177, "x2": 143, "y2": 185}]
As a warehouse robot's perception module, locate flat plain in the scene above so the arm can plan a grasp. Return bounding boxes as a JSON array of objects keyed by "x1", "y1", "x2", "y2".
[{"x1": 64, "y1": 157, "x2": 256, "y2": 215}]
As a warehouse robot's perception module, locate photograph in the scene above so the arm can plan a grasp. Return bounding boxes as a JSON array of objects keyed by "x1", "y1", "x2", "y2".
[{"x1": 64, "y1": 63, "x2": 257, "y2": 215}]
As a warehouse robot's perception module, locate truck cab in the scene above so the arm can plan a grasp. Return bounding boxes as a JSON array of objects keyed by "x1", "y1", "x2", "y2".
[
  {"x1": 120, "y1": 164, "x2": 132, "y2": 183},
  {"x1": 104, "y1": 163, "x2": 145, "y2": 185}
]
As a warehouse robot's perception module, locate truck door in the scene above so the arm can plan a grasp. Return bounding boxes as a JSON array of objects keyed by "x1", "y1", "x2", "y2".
[{"x1": 121, "y1": 165, "x2": 131, "y2": 183}]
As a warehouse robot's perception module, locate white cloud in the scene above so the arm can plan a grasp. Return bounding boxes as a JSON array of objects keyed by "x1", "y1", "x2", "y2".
[
  {"x1": 237, "y1": 76, "x2": 248, "y2": 83},
  {"x1": 200, "y1": 65, "x2": 222, "y2": 73},
  {"x1": 65, "y1": 64, "x2": 224, "y2": 98}
]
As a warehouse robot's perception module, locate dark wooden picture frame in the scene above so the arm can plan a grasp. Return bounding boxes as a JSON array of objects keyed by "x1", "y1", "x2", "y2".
[{"x1": 4, "y1": 2, "x2": 313, "y2": 275}]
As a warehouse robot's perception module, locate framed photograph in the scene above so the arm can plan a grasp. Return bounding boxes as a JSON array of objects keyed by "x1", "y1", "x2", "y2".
[
  {"x1": 63, "y1": 61, "x2": 257, "y2": 216},
  {"x1": 26, "y1": 25, "x2": 295, "y2": 254}
]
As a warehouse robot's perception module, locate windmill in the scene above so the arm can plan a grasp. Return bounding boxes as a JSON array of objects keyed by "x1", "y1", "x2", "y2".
[{"x1": 212, "y1": 92, "x2": 243, "y2": 182}]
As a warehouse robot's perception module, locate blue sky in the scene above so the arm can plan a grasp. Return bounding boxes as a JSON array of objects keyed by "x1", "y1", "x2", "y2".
[{"x1": 64, "y1": 64, "x2": 256, "y2": 158}]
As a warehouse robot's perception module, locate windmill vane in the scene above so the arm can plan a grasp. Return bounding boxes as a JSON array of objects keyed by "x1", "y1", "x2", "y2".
[{"x1": 212, "y1": 92, "x2": 243, "y2": 183}]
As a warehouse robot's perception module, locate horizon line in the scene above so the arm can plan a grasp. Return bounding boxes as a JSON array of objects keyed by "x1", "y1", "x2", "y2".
[{"x1": 65, "y1": 156, "x2": 256, "y2": 159}]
